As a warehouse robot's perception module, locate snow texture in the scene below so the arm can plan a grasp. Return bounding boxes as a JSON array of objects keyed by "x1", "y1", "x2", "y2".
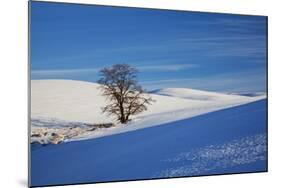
[
  {"x1": 154, "y1": 133, "x2": 266, "y2": 178},
  {"x1": 31, "y1": 99, "x2": 267, "y2": 187}
]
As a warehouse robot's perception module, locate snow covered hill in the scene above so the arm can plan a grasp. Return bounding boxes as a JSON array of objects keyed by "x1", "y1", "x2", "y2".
[
  {"x1": 150, "y1": 87, "x2": 256, "y2": 101},
  {"x1": 31, "y1": 99, "x2": 267, "y2": 187},
  {"x1": 31, "y1": 79, "x2": 266, "y2": 142}
]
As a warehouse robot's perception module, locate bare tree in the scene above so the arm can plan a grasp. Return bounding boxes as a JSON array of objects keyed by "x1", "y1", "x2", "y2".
[{"x1": 98, "y1": 64, "x2": 154, "y2": 124}]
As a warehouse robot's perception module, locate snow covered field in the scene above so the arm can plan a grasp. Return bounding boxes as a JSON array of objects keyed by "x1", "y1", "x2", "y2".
[
  {"x1": 31, "y1": 99, "x2": 267, "y2": 187},
  {"x1": 31, "y1": 80, "x2": 265, "y2": 143}
]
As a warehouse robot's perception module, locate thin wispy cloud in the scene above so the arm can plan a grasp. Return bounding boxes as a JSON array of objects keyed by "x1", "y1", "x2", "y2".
[
  {"x1": 33, "y1": 32, "x2": 266, "y2": 68},
  {"x1": 138, "y1": 64, "x2": 197, "y2": 71},
  {"x1": 31, "y1": 68, "x2": 99, "y2": 77},
  {"x1": 214, "y1": 17, "x2": 265, "y2": 26},
  {"x1": 178, "y1": 35, "x2": 265, "y2": 43},
  {"x1": 182, "y1": 17, "x2": 266, "y2": 28},
  {"x1": 174, "y1": 34, "x2": 266, "y2": 59},
  {"x1": 31, "y1": 63, "x2": 197, "y2": 79}
]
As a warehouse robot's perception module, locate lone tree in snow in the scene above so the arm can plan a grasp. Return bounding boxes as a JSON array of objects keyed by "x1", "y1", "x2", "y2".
[{"x1": 98, "y1": 64, "x2": 154, "y2": 124}]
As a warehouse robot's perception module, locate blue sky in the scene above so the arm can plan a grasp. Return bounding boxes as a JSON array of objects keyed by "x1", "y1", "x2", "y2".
[{"x1": 30, "y1": 1, "x2": 267, "y2": 93}]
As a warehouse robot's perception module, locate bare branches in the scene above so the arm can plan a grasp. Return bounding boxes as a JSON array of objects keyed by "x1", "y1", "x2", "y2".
[{"x1": 98, "y1": 64, "x2": 154, "y2": 124}]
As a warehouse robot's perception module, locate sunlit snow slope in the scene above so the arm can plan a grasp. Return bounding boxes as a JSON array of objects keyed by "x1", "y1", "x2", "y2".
[
  {"x1": 31, "y1": 99, "x2": 267, "y2": 187},
  {"x1": 31, "y1": 80, "x2": 265, "y2": 140}
]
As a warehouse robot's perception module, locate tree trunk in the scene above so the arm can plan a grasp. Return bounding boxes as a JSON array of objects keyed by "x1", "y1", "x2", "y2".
[{"x1": 119, "y1": 103, "x2": 126, "y2": 123}]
